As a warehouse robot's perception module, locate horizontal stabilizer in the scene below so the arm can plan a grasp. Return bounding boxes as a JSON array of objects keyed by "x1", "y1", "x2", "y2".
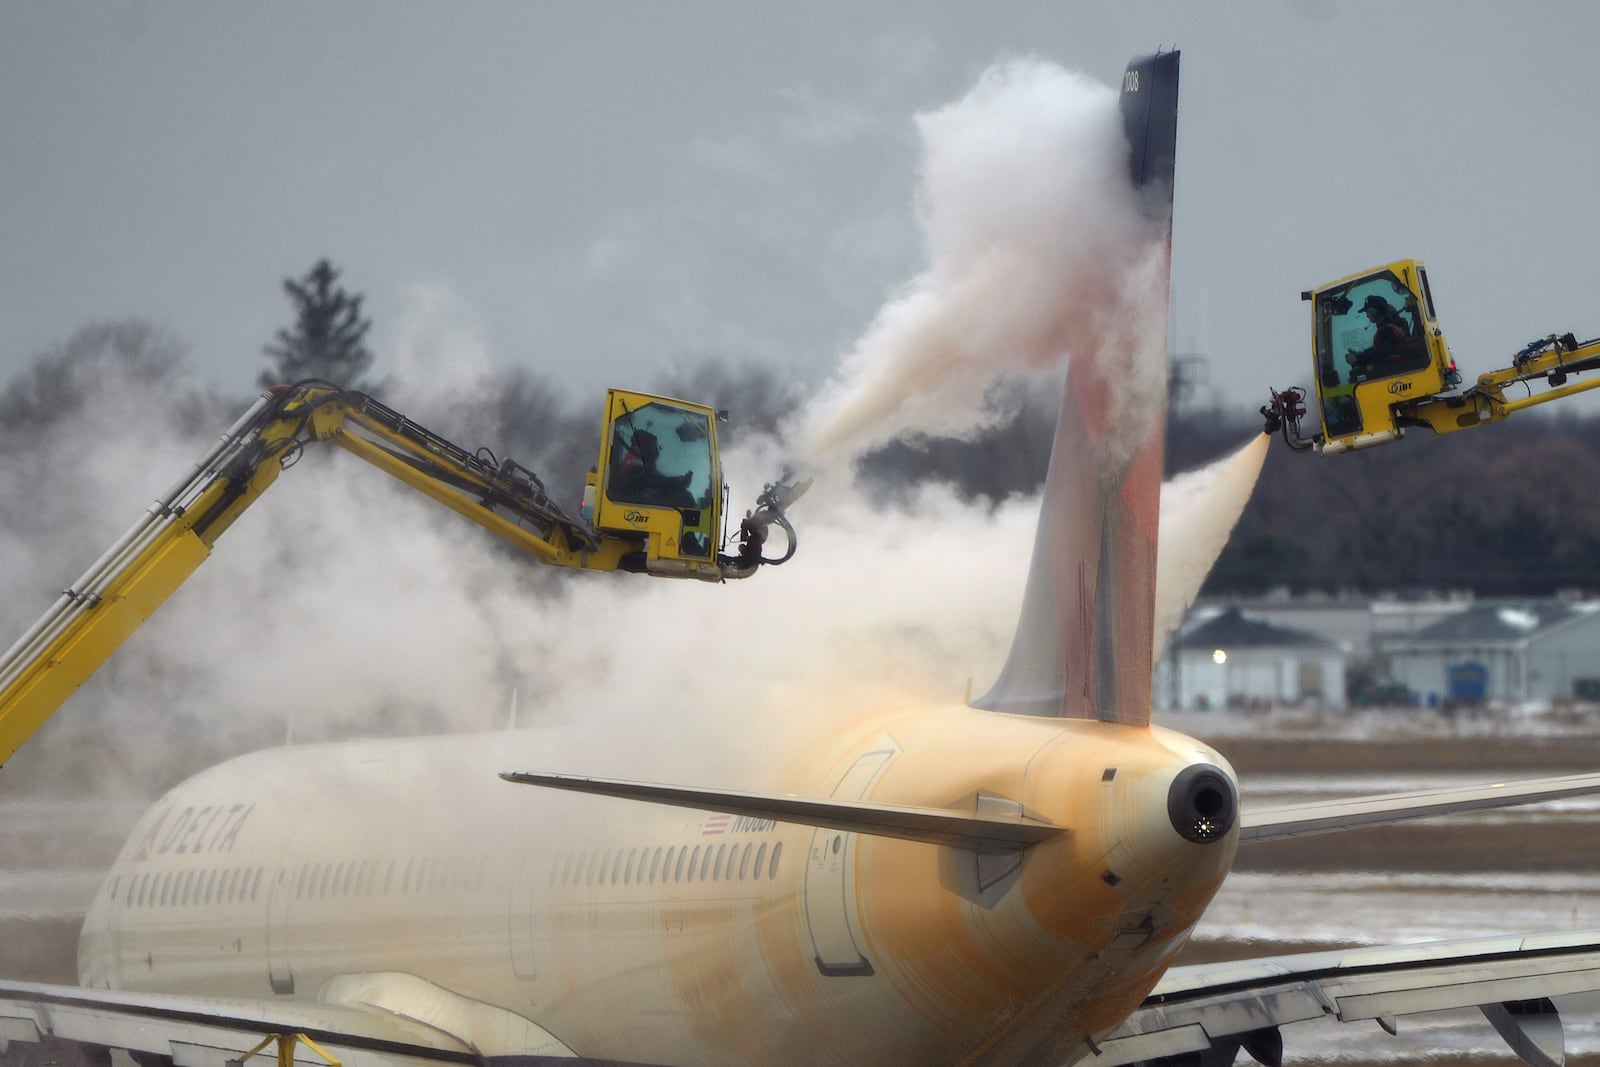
[
  {"x1": 1240, "y1": 771, "x2": 1600, "y2": 843},
  {"x1": 499, "y1": 771, "x2": 1064, "y2": 851}
]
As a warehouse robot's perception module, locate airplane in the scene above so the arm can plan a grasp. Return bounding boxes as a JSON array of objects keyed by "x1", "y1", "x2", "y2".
[{"x1": 8, "y1": 49, "x2": 1600, "y2": 1067}]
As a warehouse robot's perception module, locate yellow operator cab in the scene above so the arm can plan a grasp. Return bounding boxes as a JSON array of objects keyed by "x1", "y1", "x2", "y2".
[
  {"x1": 1307, "y1": 259, "x2": 1458, "y2": 454},
  {"x1": 587, "y1": 389, "x2": 724, "y2": 580}
]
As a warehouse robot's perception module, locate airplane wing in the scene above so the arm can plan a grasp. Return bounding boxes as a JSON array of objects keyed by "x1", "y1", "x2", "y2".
[
  {"x1": 1084, "y1": 930, "x2": 1600, "y2": 1066},
  {"x1": 1239, "y1": 770, "x2": 1600, "y2": 842},
  {"x1": 0, "y1": 973, "x2": 578, "y2": 1067}
]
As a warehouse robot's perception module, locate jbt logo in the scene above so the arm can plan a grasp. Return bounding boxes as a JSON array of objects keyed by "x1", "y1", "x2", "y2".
[
  {"x1": 1388, "y1": 379, "x2": 1414, "y2": 395},
  {"x1": 624, "y1": 510, "x2": 647, "y2": 523}
]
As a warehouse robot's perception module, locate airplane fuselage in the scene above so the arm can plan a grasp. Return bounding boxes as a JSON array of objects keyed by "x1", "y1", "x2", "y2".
[{"x1": 78, "y1": 706, "x2": 1238, "y2": 1065}]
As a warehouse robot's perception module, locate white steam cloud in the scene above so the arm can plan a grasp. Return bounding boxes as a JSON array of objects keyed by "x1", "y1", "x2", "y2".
[
  {"x1": 0, "y1": 57, "x2": 1265, "y2": 943},
  {"x1": 798, "y1": 58, "x2": 1164, "y2": 464},
  {"x1": 1154, "y1": 434, "x2": 1272, "y2": 662}
]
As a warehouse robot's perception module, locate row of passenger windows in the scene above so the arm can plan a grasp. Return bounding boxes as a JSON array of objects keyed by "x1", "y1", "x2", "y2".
[
  {"x1": 292, "y1": 855, "x2": 489, "y2": 899},
  {"x1": 114, "y1": 866, "x2": 264, "y2": 910},
  {"x1": 111, "y1": 854, "x2": 497, "y2": 911},
  {"x1": 112, "y1": 841, "x2": 787, "y2": 911},
  {"x1": 551, "y1": 839, "x2": 782, "y2": 888}
]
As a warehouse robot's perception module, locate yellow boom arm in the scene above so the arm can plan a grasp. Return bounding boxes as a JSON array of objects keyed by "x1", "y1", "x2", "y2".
[{"x1": 0, "y1": 382, "x2": 805, "y2": 767}]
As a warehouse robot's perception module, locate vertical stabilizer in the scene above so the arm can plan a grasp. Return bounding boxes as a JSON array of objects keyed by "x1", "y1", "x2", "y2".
[{"x1": 974, "y1": 51, "x2": 1179, "y2": 724}]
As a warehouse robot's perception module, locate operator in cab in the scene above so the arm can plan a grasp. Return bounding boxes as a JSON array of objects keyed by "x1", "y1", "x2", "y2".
[
  {"x1": 613, "y1": 429, "x2": 695, "y2": 508},
  {"x1": 1344, "y1": 295, "x2": 1413, "y2": 380}
]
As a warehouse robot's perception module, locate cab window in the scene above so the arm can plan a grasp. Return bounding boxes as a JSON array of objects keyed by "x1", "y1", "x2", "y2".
[
  {"x1": 607, "y1": 403, "x2": 713, "y2": 513},
  {"x1": 1314, "y1": 271, "x2": 1429, "y2": 389}
]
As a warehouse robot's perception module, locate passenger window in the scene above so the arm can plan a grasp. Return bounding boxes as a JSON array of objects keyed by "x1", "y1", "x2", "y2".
[
  {"x1": 689, "y1": 845, "x2": 702, "y2": 880},
  {"x1": 753, "y1": 843, "x2": 767, "y2": 880},
  {"x1": 251, "y1": 868, "x2": 262, "y2": 901},
  {"x1": 135, "y1": 874, "x2": 147, "y2": 908},
  {"x1": 739, "y1": 843, "x2": 752, "y2": 879},
  {"x1": 769, "y1": 842, "x2": 783, "y2": 879},
  {"x1": 672, "y1": 847, "x2": 685, "y2": 882},
  {"x1": 712, "y1": 844, "x2": 726, "y2": 881},
  {"x1": 624, "y1": 848, "x2": 638, "y2": 885},
  {"x1": 650, "y1": 847, "x2": 663, "y2": 883}
]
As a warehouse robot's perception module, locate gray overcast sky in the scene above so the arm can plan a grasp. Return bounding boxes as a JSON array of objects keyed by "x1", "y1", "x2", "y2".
[{"x1": 4, "y1": 2, "x2": 1599, "y2": 414}]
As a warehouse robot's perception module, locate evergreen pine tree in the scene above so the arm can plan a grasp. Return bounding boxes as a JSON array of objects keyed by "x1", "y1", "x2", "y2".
[{"x1": 259, "y1": 259, "x2": 374, "y2": 389}]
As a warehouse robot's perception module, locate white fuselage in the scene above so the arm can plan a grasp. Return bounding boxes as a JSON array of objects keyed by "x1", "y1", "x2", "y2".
[{"x1": 78, "y1": 707, "x2": 1238, "y2": 1066}]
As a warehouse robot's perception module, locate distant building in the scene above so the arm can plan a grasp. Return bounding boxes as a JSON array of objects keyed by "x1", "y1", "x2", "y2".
[
  {"x1": 1380, "y1": 599, "x2": 1600, "y2": 706},
  {"x1": 1218, "y1": 593, "x2": 1470, "y2": 661},
  {"x1": 1159, "y1": 606, "x2": 1349, "y2": 711}
]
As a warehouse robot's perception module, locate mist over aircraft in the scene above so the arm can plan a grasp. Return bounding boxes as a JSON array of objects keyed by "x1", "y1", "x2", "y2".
[{"x1": 7, "y1": 49, "x2": 1600, "y2": 1067}]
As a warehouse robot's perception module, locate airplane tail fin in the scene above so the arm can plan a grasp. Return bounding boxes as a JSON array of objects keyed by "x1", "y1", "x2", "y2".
[{"x1": 973, "y1": 51, "x2": 1179, "y2": 726}]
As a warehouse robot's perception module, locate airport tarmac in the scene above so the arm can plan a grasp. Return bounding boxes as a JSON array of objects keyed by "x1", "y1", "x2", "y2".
[{"x1": 4, "y1": 706, "x2": 1600, "y2": 1065}]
